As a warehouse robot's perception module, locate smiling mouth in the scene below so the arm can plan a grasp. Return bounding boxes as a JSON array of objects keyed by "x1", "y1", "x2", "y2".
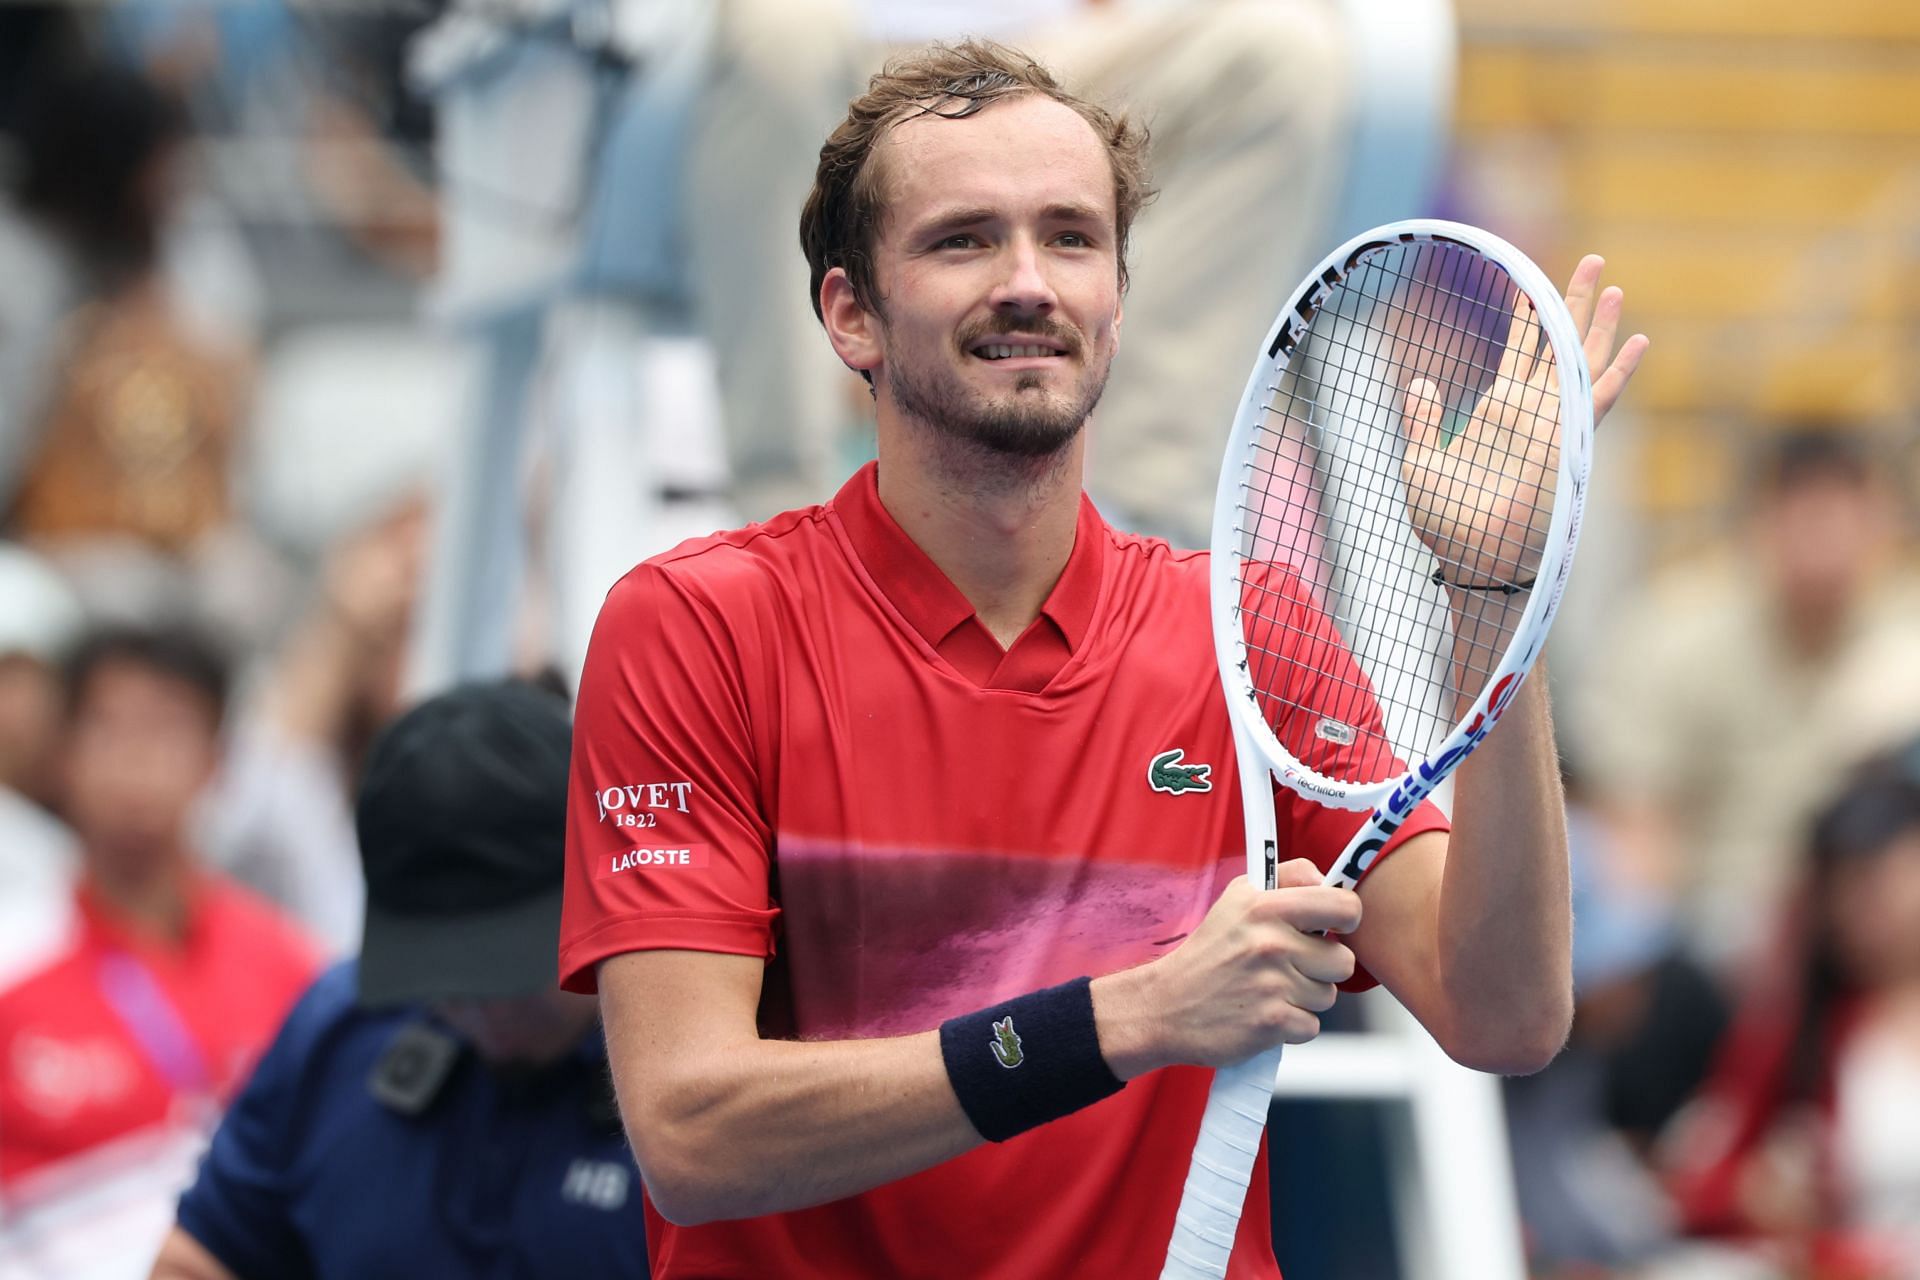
[{"x1": 971, "y1": 343, "x2": 1068, "y2": 361}]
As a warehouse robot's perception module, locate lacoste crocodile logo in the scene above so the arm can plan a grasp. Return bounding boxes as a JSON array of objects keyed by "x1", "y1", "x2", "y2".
[
  {"x1": 990, "y1": 1017, "x2": 1023, "y2": 1068},
  {"x1": 1147, "y1": 748, "x2": 1213, "y2": 795}
]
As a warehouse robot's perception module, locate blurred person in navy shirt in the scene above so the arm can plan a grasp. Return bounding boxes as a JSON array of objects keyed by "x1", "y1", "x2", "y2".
[{"x1": 149, "y1": 679, "x2": 647, "y2": 1280}]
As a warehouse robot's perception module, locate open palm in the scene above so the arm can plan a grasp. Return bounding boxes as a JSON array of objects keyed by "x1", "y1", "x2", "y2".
[
  {"x1": 1400, "y1": 291, "x2": 1560, "y2": 586},
  {"x1": 1400, "y1": 255, "x2": 1647, "y2": 590}
]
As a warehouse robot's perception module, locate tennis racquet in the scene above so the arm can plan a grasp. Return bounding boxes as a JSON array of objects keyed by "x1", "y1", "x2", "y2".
[{"x1": 1159, "y1": 219, "x2": 1594, "y2": 1278}]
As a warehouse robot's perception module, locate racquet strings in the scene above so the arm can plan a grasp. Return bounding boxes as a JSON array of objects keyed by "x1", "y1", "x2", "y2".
[{"x1": 1233, "y1": 240, "x2": 1563, "y2": 786}]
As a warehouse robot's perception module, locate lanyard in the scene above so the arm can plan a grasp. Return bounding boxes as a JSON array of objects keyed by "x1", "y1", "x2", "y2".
[{"x1": 94, "y1": 951, "x2": 212, "y2": 1096}]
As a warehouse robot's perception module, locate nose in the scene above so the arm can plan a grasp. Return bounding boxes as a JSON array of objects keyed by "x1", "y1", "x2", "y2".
[{"x1": 989, "y1": 234, "x2": 1058, "y2": 316}]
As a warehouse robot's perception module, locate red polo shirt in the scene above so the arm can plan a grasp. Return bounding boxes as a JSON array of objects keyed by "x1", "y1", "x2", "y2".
[
  {"x1": 561, "y1": 462, "x2": 1447, "y2": 1279},
  {"x1": 0, "y1": 872, "x2": 318, "y2": 1195}
]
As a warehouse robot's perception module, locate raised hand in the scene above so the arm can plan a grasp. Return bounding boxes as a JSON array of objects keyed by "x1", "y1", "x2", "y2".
[{"x1": 1400, "y1": 255, "x2": 1647, "y2": 589}]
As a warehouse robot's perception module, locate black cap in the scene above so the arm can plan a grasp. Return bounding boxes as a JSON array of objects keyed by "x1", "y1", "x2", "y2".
[{"x1": 354, "y1": 679, "x2": 572, "y2": 1006}]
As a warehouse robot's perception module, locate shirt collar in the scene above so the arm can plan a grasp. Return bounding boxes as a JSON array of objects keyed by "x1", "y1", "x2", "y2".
[
  {"x1": 76, "y1": 868, "x2": 210, "y2": 959},
  {"x1": 831, "y1": 460, "x2": 1106, "y2": 656}
]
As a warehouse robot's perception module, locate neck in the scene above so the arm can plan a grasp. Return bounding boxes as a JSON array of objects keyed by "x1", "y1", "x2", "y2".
[
  {"x1": 87, "y1": 845, "x2": 195, "y2": 945},
  {"x1": 876, "y1": 410, "x2": 1085, "y2": 648},
  {"x1": 1775, "y1": 596, "x2": 1848, "y2": 661}
]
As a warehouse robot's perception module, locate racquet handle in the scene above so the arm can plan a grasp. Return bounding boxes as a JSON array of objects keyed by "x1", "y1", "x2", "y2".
[{"x1": 1158, "y1": 1045, "x2": 1285, "y2": 1279}]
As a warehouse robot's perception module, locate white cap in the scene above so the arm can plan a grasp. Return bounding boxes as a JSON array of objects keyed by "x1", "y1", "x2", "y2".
[{"x1": 0, "y1": 543, "x2": 83, "y2": 663}]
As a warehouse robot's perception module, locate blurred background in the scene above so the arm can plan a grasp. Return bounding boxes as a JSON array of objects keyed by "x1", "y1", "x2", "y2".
[{"x1": 0, "y1": 1, "x2": 1915, "y2": 1277}]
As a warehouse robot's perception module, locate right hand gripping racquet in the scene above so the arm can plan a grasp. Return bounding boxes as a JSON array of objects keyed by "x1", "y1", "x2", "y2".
[{"x1": 1159, "y1": 220, "x2": 1594, "y2": 1278}]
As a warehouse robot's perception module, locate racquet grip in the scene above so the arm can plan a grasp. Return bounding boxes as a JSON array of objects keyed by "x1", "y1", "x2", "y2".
[{"x1": 1158, "y1": 1045, "x2": 1284, "y2": 1279}]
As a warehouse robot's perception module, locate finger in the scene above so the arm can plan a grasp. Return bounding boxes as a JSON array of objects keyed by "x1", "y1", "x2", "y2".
[
  {"x1": 1290, "y1": 977, "x2": 1341, "y2": 1015},
  {"x1": 1562, "y1": 254, "x2": 1605, "y2": 337},
  {"x1": 1279, "y1": 1009, "x2": 1322, "y2": 1046},
  {"x1": 1496, "y1": 292, "x2": 1543, "y2": 387},
  {"x1": 1273, "y1": 858, "x2": 1324, "y2": 891},
  {"x1": 1592, "y1": 333, "x2": 1650, "y2": 427},
  {"x1": 1265, "y1": 885, "x2": 1363, "y2": 936},
  {"x1": 1403, "y1": 378, "x2": 1446, "y2": 450},
  {"x1": 1581, "y1": 285, "x2": 1624, "y2": 384},
  {"x1": 1293, "y1": 936, "x2": 1358, "y2": 987}
]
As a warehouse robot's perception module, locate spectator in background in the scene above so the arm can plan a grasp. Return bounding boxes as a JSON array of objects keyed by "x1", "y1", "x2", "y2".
[
  {"x1": 1, "y1": 62, "x2": 251, "y2": 555},
  {"x1": 0, "y1": 544, "x2": 82, "y2": 823},
  {"x1": 1575, "y1": 427, "x2": 1920, "y2": 981},
  {"x1": 0, "y1": 544, "x2": 85, "y2": 986},
  {"x1": 1661, "y1": 741, "x2": 1920, "y2": 1279},
  {"x1": 0, "y1": 624, "x2": 316, "y2": 1278},
  {"x1": 150, "y1": 680, "x2": 647, "y2": 1280}
]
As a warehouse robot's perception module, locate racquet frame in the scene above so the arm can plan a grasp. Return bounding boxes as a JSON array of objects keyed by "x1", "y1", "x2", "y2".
[{"x1": 1160, "y1": 219, "x2": 1593, "y2": 1279}]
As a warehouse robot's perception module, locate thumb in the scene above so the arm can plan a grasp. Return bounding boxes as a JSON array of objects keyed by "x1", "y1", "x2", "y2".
[
  {"x1": 1274, "y1": 857, "x2": 1324, "y2": 890},
  {"x1": 1404, "y1": 378, "x2": 1445, "y2": 449}
]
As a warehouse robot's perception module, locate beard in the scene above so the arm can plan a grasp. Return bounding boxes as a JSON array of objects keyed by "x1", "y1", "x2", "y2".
[{"x1": 884, "y1": 316, "x2": 1112, "y2": 460}]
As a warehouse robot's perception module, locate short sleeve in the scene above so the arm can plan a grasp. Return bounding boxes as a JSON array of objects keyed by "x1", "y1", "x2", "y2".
[
  {"x1": 559, "y1": 563, "x2": 781, "y2": 993},
  {"x1": 175, "y1": 972, "x2": 329, "y2": 1280}
]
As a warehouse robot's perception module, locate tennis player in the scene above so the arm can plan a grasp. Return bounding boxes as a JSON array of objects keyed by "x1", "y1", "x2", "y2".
[{"x1": 561, "y1": 41, "x2": 1645, "y2": 1278}]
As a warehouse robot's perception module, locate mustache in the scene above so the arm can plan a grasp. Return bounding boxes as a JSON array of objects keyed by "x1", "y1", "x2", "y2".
[{"x1": 956, "y1": 315, "x2": 1083, "y2": 357}]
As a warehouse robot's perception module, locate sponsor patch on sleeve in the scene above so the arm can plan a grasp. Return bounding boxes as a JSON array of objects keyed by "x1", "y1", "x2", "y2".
[{"x1": 595, "y1": 844, "x2": 711, "y2": 878}]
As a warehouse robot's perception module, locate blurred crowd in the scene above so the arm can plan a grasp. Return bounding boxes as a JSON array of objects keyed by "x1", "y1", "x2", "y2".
[{"x1": 0, "y1": 3, "x2": 1914, "y2": 1280}]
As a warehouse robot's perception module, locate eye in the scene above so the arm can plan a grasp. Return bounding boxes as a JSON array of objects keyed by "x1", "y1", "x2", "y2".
[
  {"x1": 1054, "y1": 231, "x2": 1093, "y2": 248},
  {"x1": 936, "y1": 233, "x2": 980, "y2": 250}
]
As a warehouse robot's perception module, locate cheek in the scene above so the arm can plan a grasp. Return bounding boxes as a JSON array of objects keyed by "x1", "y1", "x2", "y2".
[
  {"x1": 1832, "y1": 859, "x2": 1920, "y2": 980},
  {"x1": 1878, "y1": 857, "x2": 1920, "y2": 965}
]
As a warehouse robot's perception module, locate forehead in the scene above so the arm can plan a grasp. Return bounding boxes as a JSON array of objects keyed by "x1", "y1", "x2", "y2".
[
  {"x1": 874, "y1": 93, "x2": 1115, "y2": 230},
  {"x1": 73, "y1": 658, "x2": 213, "y2": 723}
]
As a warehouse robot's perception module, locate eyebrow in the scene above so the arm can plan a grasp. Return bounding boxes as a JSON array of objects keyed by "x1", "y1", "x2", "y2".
[{"x1": 909, "y1": 202, "x2": 1112, "y2": 237}]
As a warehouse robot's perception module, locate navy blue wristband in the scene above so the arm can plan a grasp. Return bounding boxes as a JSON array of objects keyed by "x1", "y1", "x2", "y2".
[{"x1": 938, "y1": 976, "x2": 1125, "y2": 1143}]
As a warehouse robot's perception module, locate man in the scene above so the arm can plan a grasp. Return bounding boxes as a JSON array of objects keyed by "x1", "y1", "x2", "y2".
[
  {"x1": 0, "y1": 543, "x2": 82, "y2": 986},
  {"x1": 683, "y1": 0, "x2": 1365, "y2": 540},
  {"x1": 1577, "y1": 426, "x2": 1920, "y2": 977},
  {"x1": 149, "y1": 680, "x2": 647, "y2": 1280},
  {"x1": 0, "y1": 624, "x2": 316, "y2": 1274},
  {"x1": 561, "y1": 42, "x2": 1647, "y2": 1278}
]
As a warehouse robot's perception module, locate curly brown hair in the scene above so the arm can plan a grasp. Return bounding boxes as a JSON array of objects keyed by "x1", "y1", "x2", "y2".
[{"x1": 799, "y1": 40, "x2": 1154, "y2": 324}]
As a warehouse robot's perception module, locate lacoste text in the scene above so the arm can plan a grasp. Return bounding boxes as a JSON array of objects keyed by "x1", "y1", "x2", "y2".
[{"x1": 603, "y1": 845, "x2": 710, "y2": 876}]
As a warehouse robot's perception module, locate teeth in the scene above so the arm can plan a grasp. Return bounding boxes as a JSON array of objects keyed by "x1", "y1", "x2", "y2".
[{"x1": 978, "y1": 344, "x2": 1059, "y2": 360}]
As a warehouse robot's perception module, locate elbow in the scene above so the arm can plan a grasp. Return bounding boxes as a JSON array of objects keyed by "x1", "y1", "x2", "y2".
[
  {"x1": 626, "y1": 1124, "x2": 720, "y2": 1227},
  {"x1": 625, "y1": 1114, "x2": 763, "y2": 1228},
  {"x1": 641, "y1": 1174, "x2": 725, "y2": 1229},
  {"x1": 1438, "y1": 996, "x2": 1572, "y2": 1077},
  {"x1": 631, "y1": 1143, "x2": 724, "y2": 1227}
]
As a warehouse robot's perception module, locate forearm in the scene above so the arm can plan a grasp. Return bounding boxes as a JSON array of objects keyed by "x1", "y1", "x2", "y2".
[
  {"x1": 605, "y1": 901, "x2": 1342, "y2": 1225},
  {"x1": 603, "y1": 949, "x2": 1003, "y2": 1225},
  {"x1": 262, "y1": 607, "x2": 367, "y2": 747},
  {"x1": 621, "y1": 1025, "x2": 982, "y2": 1225},
  {"x1": 1435, "y1": 641, "x2": 1573, "y2": 1070}
]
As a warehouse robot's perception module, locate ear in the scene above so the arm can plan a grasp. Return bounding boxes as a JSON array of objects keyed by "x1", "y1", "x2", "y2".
[
  {"x1": 1111, "y1": 292, "x2": 1123, "y2": 355},
  {"x1": 820, "y1": 267, "x2": 883, "y2": 378}
]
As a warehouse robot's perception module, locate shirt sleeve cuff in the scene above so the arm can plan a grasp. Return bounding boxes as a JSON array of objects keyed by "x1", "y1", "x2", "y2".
[{"x1": 559, "y1": 908, "x2": 779, "y2": 993}]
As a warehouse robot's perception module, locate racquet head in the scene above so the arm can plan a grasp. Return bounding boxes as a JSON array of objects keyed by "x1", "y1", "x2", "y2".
[{"x1": 1210, "y1": 220, "x2": 1593, "y2": 811}]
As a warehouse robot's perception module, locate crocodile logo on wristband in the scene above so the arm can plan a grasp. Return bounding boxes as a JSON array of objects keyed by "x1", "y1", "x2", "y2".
[{"x1": 990, "y1": 1017, "x2": 1024, "y2": 1068}]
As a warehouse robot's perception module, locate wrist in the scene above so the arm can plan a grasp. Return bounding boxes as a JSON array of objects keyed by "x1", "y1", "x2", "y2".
[
  {"x1": 1089, "y1": 964, "x2": 1167, "y2": 1082},
  {"x1": 939, "y1": 977, "x2": 1125, "y2": 1142}
]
